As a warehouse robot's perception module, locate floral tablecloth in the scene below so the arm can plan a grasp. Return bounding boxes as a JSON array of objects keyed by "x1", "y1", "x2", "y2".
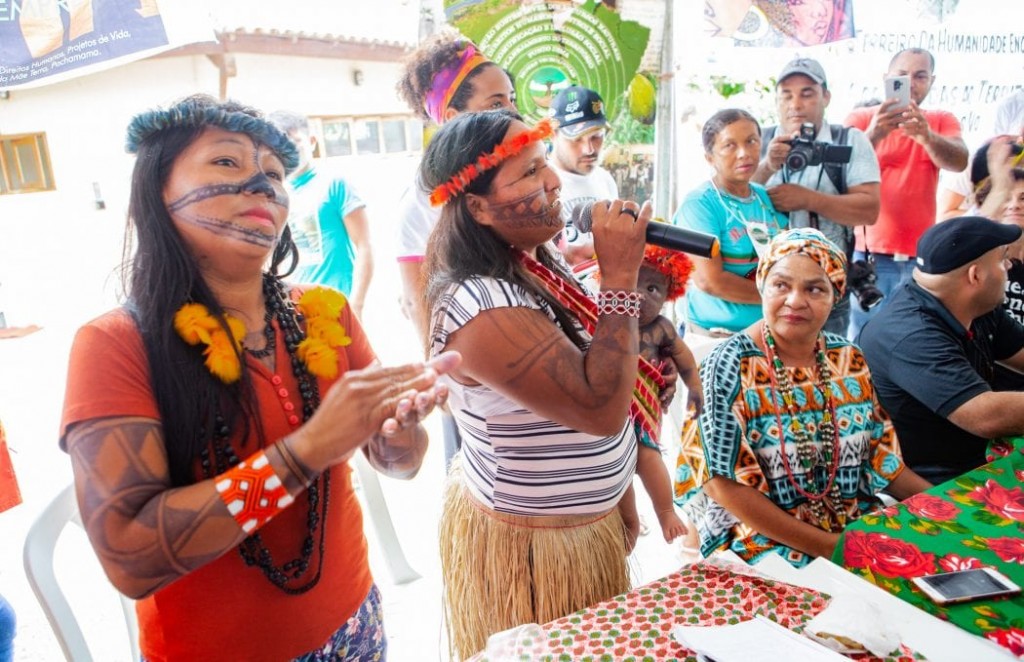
[
  {"x1": 833, "y1": 443, "x2": 1024, "y2": 658},
  {"x1": 471, "y1": 561, "x2": 922, "y2": 661}
]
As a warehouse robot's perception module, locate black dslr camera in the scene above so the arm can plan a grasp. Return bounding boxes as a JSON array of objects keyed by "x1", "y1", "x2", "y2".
[
  {"x1": 785, "y1": 122, "x2": 853, "y2": 172},
  {"x1": 847, "y1": 258, "x2": 884, "y2": 312}
]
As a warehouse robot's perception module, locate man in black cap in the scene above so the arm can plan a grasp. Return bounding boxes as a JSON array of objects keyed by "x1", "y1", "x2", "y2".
[
  {"x1": 548, "y1": 85, "x2": 618, "y2": 265},
  {"x1": 859, "y1": 216, "x2": 1024, "y2": 485},
  {"x1": 753, "y1": 57, "x2": 881, "y2": 337}
]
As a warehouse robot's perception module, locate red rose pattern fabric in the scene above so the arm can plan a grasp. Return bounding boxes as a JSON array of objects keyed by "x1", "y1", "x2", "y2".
[
  {"x1": 937, "y1": 554, "x2": 985, "y2": 572},
  {"x1": 843, "y1": 531, "x2": 937, "y2": 578},
  {"x1": 835, "y1": 447, "x2": 1024, "y2": 657},
  {"x1": 903, "y1": 493, "x2": 960, "y2": 522},
  {"x1": 968, "y1": 480, "x2": 1024, "y2": 522},
  {"x1": 985, "y1": 626, "x2": 1024, "y2": 656}
]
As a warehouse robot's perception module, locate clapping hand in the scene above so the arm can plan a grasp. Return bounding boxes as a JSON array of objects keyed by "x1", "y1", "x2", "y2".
[{"x1": 292, "y1": 351, "x2": 461, "y2": 475}]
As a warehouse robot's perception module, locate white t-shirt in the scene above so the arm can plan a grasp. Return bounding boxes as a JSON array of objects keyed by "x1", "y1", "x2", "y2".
[
  {"x1": 550, "y1": 162, "x2": 618, "y2": 245},
  {"x1": 396, "y1": 183, "x2": 439, "y2": 262},
  {"x1": 995, "y1": 91, "x2": 1024, "y2": 136}
]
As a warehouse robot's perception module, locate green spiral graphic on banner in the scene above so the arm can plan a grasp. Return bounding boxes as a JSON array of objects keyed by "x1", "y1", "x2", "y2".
[{"x1": 449, "y1": 0, "x2": 650, "y2": 124}]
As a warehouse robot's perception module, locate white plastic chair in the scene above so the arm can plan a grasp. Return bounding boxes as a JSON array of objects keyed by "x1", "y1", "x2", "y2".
[
  {"x1": 22, "y1": 483, "x2": 139, "y2": 662},
  {"x1": 350, "y1": 451, "x2": 421, "y2": 584}
]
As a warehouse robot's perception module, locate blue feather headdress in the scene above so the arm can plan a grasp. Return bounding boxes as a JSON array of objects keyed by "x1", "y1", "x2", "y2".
[{"x1": 125, "y1": 94, "x2": 299, "y2": 173}]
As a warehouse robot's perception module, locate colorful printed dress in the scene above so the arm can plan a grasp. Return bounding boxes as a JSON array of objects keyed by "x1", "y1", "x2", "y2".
[{"x1": 673, "y1": 331, "x2": 906, "y2": 567}]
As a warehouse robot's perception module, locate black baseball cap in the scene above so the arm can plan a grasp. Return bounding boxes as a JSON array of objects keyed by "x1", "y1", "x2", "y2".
[
  {"x1": 915, "y1": 216, "x2": 1022, "y2": 274},
  {"x1": 550, "y1": 86, "x2": 607, "y2": 138},
  {"x1": 777, "y1": 57, "x2": 828, "y2": 88}
]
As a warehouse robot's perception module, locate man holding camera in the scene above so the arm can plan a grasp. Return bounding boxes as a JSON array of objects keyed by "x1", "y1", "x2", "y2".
[
  {"x1": 846, "y1": 48, "x2": 969, "y2": 338},
  {"x1": 754, "y1": 57, "x2": 881, "y2": 335},
  {"x1": 859, "y1": 217, "x2": 1024, "y2": 485}
]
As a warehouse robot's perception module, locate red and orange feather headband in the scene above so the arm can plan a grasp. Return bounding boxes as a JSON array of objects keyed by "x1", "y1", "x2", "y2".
[{"x1": 429, "y1": 119, "x2": 555, "y2": 207}]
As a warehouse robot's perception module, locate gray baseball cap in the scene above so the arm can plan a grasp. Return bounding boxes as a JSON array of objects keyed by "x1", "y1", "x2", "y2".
[{"x1": 777, "y1": 57, "x2": 828, "y2": 87}]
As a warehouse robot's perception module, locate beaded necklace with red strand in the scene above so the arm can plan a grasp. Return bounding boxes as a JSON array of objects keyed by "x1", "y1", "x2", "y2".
[{"x1": 760, "y1": 322, "x2": 846, "y2": 532}]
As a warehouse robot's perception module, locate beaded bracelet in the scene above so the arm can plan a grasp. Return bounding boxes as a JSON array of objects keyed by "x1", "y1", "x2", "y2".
[
  {"x1": 597, "y1": 290, "x2": 644, "y2": 318},
  {"x1": 215, "y1": 449, "x2": 295, "y2": 533}
]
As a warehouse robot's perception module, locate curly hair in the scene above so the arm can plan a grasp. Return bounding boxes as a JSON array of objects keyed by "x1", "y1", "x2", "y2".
[
  {"x1": 396, "y1": 30, "x2": 499, "y2": 122},
  {"x1": 642, "y1": 245, "x2": 694, "y2": 302}
]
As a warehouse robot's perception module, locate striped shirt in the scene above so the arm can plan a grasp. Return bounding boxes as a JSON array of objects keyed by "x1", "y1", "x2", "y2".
[{"x1": 430, "y1": 277, "x2": 637, "y2": 516}]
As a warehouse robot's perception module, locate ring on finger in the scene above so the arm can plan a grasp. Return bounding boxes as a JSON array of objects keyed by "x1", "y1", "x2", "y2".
[{"x1": 621, "y1": 208, "x2": 638, "y2": 221}]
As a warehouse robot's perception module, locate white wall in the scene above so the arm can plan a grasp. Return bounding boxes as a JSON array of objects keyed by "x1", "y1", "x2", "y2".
[
  {"x1": 0, "y1": 50, "x2": 410, "y2": 332},
  {"x1": 0, "y1": 55, "x2": 215, "y2": 331},
  {"x1": 224, "y1": 54, "x2": 408, "y2": 117}
]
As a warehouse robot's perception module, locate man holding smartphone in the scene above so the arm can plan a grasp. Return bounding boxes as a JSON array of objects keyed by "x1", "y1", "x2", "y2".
[{"x1": 846, "y1": 48, "x2": 969, "y2": 338}]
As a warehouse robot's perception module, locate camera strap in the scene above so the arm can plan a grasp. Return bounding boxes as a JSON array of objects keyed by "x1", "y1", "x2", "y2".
[{"x1": 860, "y1": 226, "x2": 873, "y2": 263}]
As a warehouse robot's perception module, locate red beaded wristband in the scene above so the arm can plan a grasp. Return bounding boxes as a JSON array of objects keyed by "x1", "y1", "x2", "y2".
[
  {"x1": 596, "y1": 290, "x2": 644, "y2": 318},
  {"x1": 215, "y1": 449, "x2": 295, "y2": 533}
]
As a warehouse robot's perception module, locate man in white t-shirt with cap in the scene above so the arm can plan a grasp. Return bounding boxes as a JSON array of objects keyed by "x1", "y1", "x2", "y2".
[{"x1": 549, "y1": 85, "x2": 619, "y2": 265}]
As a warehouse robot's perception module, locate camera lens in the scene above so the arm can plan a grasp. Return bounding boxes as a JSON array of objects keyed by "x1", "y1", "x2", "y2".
[
  {"x1": 848, "y1": 260, "x2": 885, "y2": 311},
  {"x1": 785, "y1": 150, "x2": 808, "y2": 172},
  {"x1": 857, "y1": 286, "x2": 884, "y2": 311}
]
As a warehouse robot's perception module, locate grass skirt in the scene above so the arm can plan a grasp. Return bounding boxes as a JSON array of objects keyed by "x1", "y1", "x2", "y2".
[{"x1": 439, "y1": 461, "x2": 630, "y2": 660}]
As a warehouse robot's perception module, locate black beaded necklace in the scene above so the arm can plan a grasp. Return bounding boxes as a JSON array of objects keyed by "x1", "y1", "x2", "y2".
[
  {"x1": 199, "y1": 273, "x2": 330, "y2": 594},
  {"x1": 244, "y1": 304, "x2": 276, "y2": 359}
]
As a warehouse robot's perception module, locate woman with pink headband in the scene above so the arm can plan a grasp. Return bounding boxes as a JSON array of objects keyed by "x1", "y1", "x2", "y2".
[
  {"x1": 395, "y1": 31, "x2": 517, "y2": 468},
  {"x1": 395, "y1": 33, "x2": 517, "y2": 341}
]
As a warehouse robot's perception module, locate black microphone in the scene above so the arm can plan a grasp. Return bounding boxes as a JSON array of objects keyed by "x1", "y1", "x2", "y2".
[{"x1": 570, "y1": 202, "x2": 721, "y2": 258}]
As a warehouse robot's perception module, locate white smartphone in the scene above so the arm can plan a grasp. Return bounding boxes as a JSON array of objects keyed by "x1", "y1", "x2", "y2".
[
  {"x1": 912, "y1": 567, "x2": 1021, "y2": 605},
  {"x1": 884, "y1": 75, "x2": 911, "y2": 110}
]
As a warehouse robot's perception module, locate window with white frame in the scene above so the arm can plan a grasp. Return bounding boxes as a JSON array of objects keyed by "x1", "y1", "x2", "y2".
[
  {"x1": 315, "y1": 116, "x2": 422, "y2": 157},
  {"x1": 0, "y1": 132, "x2": 55, "y2": 195}
]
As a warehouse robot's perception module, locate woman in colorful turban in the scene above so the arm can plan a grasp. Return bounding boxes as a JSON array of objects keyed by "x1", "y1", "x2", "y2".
[{"x1": 673, "y1": 228, "x2": 930, "y2": 567}]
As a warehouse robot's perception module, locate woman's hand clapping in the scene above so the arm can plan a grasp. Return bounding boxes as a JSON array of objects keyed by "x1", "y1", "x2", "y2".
[{"x1": 290, "y1": 351, "x2": 461, "y2": 474}]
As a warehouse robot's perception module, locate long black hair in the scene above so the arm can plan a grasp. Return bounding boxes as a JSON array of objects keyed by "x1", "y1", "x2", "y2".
[
  {"x1": 421, "y1": 109, "x2": 587, "y2": 350},
  {"x1": 121, "y1": 95, "x2": 298, "y2": 486}
]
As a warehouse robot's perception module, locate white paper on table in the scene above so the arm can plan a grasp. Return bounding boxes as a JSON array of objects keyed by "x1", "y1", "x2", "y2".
[
  {"x1": 672, "y1": 615, "x2": 848, "y2": 662},
  {"x1": 802, "y1": 593, "x2": 903, "y2": 657}
]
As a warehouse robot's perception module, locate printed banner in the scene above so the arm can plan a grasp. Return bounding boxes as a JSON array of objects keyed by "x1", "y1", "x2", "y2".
[
  {"x1": 704, "y1": 0, "x2": 855, "y2": 48},
  {"x1": 685, "y1": 0, "x2": 1023, "y2": 152},
  {"x1": 446, "y1": 0, "x2": 651, "y2": 125},
  {"x1": 0, "y1": 0, "x2": 215, "y2": 90}
]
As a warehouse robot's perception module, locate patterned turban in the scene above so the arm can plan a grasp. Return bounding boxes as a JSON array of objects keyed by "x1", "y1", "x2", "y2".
[{"x1": 755, "y1": 227, "x2": 847, "y2": 299}]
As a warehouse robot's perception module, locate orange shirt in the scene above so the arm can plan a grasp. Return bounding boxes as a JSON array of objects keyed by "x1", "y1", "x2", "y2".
[
  {"x1": 847, "y1": 106, "x2": 962, "y2": 256},
  {"x1": 61, "y1": 302, "x2": 375, "y2": 662}
]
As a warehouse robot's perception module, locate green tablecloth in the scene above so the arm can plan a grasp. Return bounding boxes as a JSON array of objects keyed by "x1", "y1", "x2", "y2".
[{"x1": 833, "y1": 443, "x2": 1024, "y2": 657}]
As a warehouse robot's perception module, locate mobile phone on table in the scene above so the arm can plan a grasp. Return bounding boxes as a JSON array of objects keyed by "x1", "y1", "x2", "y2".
[
  {"x1": 912, "y1": 567, "x2": 1021, "y2": 605},
  {"x1": 884, "y1": 75, "x2": 911, "y2": 110}
]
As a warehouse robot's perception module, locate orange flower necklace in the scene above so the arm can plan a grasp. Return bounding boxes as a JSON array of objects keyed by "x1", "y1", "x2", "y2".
[{"x1": 173, "y1": 286, "x2": 351, "y2": 383}]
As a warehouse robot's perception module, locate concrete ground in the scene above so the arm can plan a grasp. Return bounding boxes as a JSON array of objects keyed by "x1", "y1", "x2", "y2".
[
  {"x1": 0, "y1": 325, "x2": 690, "y2": 662},
  {"x1": 0, "y1": 152, "x2": 692, "y2": 661}
]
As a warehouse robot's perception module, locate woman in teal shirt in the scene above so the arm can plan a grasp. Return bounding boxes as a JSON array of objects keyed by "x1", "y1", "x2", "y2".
[{"x1": 674, "y1": 109, "x2": 788, "y2": 336}]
